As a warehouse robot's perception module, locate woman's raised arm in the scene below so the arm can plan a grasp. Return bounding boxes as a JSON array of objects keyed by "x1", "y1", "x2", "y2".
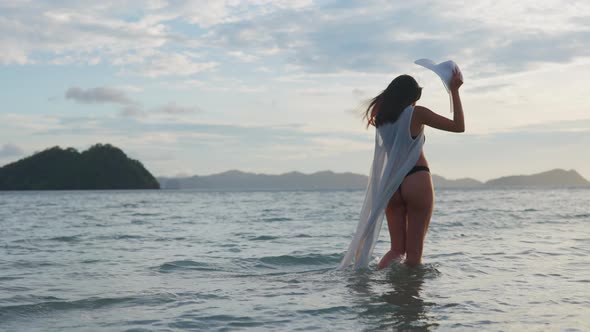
[{"x1": 415, "y1": 70, "x2": 464, "y2": 133}]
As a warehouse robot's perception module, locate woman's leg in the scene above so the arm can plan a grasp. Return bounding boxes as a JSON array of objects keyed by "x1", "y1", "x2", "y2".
[
  {"x1": 378, "y1": 190, "x2": 407, "y2": 269},
  {"x1": 400, "y1": 171, "x2": 434, "y2": 266}
]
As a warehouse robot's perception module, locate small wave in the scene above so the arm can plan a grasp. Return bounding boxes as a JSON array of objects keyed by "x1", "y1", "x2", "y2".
[
  {"x1": 250, "y1": 235, "x2": 279, "y2": 241},
  {"x1": 130, "y1": 212, "x2": 160, "y2": 217},
  {"x1": 261, "y1": 217, "x2": 293, "y2": 222},
  {"x1": 10, "y1": 238, "x2": 32, "y2": 243},
  {"x1": 49, "y1": 235, "x2": 81, "y2": 242},
  {"x1": 170, "y1": 291, "x2": 228, "y2": 301},
  {"x1": 294, "y1": 234, "x2": 312, "y2": 238},
  {"x1": 257, "y1": 253, "x2": 342, "y2": 266},
  {"x1": 0, "y1": 294, "x2": 175, "y2": 319},
  {"x1": 482, "y1": 251, "x2": 505, "y2": 256},
  {"x1": 428, "y1": 251, "x2": 465, "y2": 259},
  {"x1": 157, "y1": 260, "x2": 218, "y2": 273},
  {"x1": 297, "y1": 306, "x2": 351, "y2": 316},
  {"x1": 464, "y1": 208, "x2": 490, "y2": 213},
  {"x1": 11, "y1": 260, "x2": 62, "y2": 269},
  {"x1": 0, "y1": 295, "x2": 62, "y2": 304},
  {"x1": 154, "y1": 237, "x2": 187, "y2": 242},
  {"x1": 123, "y1": 324, "x2": 160, "y2": 331},
  {"x1": 439, "y1": 221, "x2": 464, "y2": 227},
  {"x1": 113, "y1": 234, "x2": 143, "y2": 240},
  {"x1": 94, "y1": 234, "x2": 144, "y2": 241},
  {"x1": 0, "y1": 276, "x2": 22, "y2": 281},
  {"x1": 121, "y1": 203, "x2": 138, "y2": 208},
  {"x1": 0, "y1": 298, "x2": 134, "y2": 318},
  {"x1": 169, "y1": 314, "x2": 263, "y2": 330}
]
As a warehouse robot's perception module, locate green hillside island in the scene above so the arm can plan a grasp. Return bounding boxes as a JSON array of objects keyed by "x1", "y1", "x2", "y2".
[{"x1": 0, "y1": 144, "x2": 160, "y2": 190}]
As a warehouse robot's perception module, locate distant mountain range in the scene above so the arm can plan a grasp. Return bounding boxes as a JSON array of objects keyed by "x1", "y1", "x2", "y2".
[
  {"x1": 158, "y1": 170, "x2": 368, "y2": 190},
  {"x1": 158, "y1": 169, "x2": 590, "y2": 190}
]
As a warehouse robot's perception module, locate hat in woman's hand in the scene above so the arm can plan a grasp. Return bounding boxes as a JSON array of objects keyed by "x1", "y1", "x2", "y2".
[{"x1": 414, "y1": 59, "x2": 463, "y2": 93}]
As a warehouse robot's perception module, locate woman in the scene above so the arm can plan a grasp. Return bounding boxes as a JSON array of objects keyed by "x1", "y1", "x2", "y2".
[{"x1": 338, "y1": 70, "x2": 464, "y2": 270}]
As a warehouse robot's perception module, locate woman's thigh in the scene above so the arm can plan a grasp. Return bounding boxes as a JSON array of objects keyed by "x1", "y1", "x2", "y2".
[
  {"x1": 400, "y1": 171, "x2": 434, "y2": 264},
  {"x1": 385, "y1": 190, "x2": 406, "y2": 254}
]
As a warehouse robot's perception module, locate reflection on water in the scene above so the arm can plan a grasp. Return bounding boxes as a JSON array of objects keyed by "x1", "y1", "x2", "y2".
[{"x1": 348, "y1": 264, "x2": 440, "y2": 331}]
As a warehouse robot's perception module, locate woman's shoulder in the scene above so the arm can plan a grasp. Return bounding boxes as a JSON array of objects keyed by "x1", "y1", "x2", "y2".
[
  {"x1": 412, "y1": 105, "x2": 433, "y2": 120},
  {"x1": 413, "y1": 105, "x2": 431, "y2": 112}
]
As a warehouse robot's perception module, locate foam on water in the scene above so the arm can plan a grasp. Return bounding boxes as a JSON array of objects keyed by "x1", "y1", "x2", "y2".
[{"x1": 0, "y1": 188, "x2": 589, "y2": 331}]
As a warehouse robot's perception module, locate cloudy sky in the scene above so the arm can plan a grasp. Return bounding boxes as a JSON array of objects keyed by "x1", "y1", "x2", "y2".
[{"x1": 1, "y1": 0, "x2": 589, "y2": 181}]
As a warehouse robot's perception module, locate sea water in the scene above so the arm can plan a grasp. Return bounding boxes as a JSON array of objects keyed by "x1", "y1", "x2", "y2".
[{"x1": 0, "y1": 188, "x2": 589, "y2": 331}]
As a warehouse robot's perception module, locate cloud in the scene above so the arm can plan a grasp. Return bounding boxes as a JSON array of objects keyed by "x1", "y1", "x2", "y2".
[
  {"x1": 0, "y1": 143, "x2": 24, "y2": 158},
  {"x1": 29, "y1": 113, "x2": 366, "y2": 149},
  {"x1": 130, "y1": 52, "x2": 218, "y2": 77},
  {"x1": 227, "y1": 51, "x2": 259, "y2": 63},
  {"x1": 0, "y1": 0, "x2": 313, "y2": 70},
  {"x1": 0, "y1": 3, "x2": 171, "y2": 65},
  {"x1": 63, "y1": 86, "x2": 200, "y2": 117},
  {"x1": 352, "y1": 88, "x2": 366, "y2": 98},
  {"x1": 438, "y1": 0, "x2": 590, "y2": 35},
  {"x1": 464, "y1": 83, "x2": 510, "y2": 94},
  {"x1": 153, "y1": 102, "x2": 201, "y2": 114},
  {"x1": 2, "y1": 0, "x2": 588, "y2": 81},
  {"x1": 120, "y1": 105, "x2": 146, "y2": 118},
  {"x1": 503, "y1": 118, "x2": 590, "y2": 134},
  {"x1": 65, "y1": 86, "x2": 134, "y2": 105},
  {"x1": 165, "y1": 0, "x2": 313, "y2": 28},
  {"x1": 197, "y1": 0, "x2": 590, "y2": 79}
]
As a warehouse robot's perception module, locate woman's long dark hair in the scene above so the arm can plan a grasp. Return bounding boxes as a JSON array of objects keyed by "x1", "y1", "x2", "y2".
[{"x1": 365, "y1": 75, "x2": 422, "y2": 128}]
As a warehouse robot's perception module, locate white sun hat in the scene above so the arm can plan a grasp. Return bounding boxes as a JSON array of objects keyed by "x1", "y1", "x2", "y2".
[{"x1": 414, "y1": 59, "x2": 463, "y2": 93}]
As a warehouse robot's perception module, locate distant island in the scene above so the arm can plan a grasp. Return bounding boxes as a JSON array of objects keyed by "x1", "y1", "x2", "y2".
[
  {"x1": 0, "y1": 144, "x2": 160, "y2": 190},
  {"x1": 158, "y1": 169, "x2": 590, "y2": 190},
  {"x1": 484, "y1": 169, "x2": 589, "y2": 187}
]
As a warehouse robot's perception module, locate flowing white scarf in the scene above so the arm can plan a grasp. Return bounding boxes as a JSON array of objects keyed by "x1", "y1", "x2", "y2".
[{"x1": 338, "y1": 105, "x2": 425, "y2": 269}]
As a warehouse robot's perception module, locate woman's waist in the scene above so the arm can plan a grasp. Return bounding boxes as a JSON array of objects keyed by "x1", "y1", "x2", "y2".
[{"x1": 413, "y1": 151, "x2": 428, "y2": 167}]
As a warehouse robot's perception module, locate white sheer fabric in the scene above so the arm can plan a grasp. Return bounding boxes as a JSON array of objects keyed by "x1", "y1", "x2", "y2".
[{"x1": 338, "y1": 105, "x2": 425, "y2": 270}]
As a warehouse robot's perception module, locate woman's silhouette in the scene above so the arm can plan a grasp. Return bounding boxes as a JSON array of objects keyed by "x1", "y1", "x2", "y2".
[{"x1": 339, "y1": 68, "x2": 464, "y2": 269}]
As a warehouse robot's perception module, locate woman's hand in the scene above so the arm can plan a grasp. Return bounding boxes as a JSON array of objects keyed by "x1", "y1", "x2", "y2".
[{"x1": 450, "y1": 68, "x2": 463, "y2": 91}]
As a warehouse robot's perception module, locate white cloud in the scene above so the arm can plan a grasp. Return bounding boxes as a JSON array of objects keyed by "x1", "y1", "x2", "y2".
[
  {"x1": 0, "y1": 143, "x2": 24, "y2": 158},
  {"x1": 227, "y1": 51, "x2": 259, "y2": 63},
  {"x1": 437, "y1": 0, "x2": 590, "y2": 35},
  {"x1": 132, "y1": 52, "x2": 218, "y2": 77},
  {"x1": 0, "y1": 2, "x2": 170, "y2": 69},
  {"x1": 171, "y1": 0, "x2": 313, "y2": 27}
]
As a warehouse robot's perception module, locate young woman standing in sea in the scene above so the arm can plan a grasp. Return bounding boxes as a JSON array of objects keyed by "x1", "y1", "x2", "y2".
[{"x1": 369, "y1": 70, "x2": 464, "y2": 269}]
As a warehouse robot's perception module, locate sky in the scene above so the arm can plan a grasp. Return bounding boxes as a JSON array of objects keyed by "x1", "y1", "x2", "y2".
[{"x1": 1, "y1": 0, "x2": 589, "y2": 181}]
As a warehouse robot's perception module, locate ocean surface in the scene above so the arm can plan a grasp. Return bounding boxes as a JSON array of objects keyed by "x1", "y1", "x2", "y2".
[{"x1": 1, "y1": 188, "x2": 589, "y2": 331}]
